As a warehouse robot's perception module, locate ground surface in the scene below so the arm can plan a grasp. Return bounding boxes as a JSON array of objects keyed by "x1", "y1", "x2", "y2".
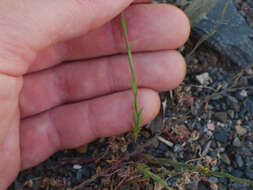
[{"x1": 9, "y1": 0, "x2": 253, "y2": 190}]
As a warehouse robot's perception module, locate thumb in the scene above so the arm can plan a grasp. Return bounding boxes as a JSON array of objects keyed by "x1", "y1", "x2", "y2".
[{"x1": 0, "y1": 0, "x2": 134, "y2": 76}]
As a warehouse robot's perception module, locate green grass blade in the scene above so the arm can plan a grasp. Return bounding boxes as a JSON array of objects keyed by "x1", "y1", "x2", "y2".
[
  {"x1": 144, "y1": 154, "x2": 253, "y2": 186},
  {"x1": 120, "y1": 13, "x2": 142, "y2": 140}
]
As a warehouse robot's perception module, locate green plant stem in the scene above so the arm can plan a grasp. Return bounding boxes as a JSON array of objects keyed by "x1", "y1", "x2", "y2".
[
  {"x1": 137, "y1": 164, "x2": 174, "y2": 190},
  {"x1": 120, "y1": 13, "x2": 142, "y2": 140},
  {"x1": 143, "y1": 154, "x2": 253, "y2": 186}
]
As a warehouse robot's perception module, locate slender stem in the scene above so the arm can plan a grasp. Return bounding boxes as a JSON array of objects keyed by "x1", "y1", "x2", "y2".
[{"x1": 120, "y1": 13, "x2": 142, "y2": 139}]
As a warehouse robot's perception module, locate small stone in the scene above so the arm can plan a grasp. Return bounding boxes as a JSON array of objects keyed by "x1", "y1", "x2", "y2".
[
  {"x1": 120, "y1": 144, "x2": 128, "y2": 153},
  {"x1": 196, "y1": 72, "x2": 212, "y2": 85},
  {"x1": 235, "y1": 154, "x2": 244, "y2": 168},
  {"x1": 233, "y1": 136, "x2": 242, "y2": 147},
  {"x1": 76, "y1": 169, "x2": 83, "y2": 181},
  {"x1": 83, "y1": 167, "x2": 91, "y2": 178},
  {"x1": 243, "y1": 98, "x2": 253, "y2": 113},
  {"x1": 214, "y1": 112, "x2": 227, "y2": 123},
  {"x1": 239, "y1": 90, "x2": 248, "y2": 98},
  {"x1": 73, "y1": 164, "x2": 82, "y2": 170},
  {"x1": 173, "y1": 144, "x2": 183, "y2": 153},
  {"x1": 232, "y1": 169, "x2": 243, "y2": 178},
  {"x1": 158, "y1": 143, "x2": 168, "y2": 152},
  {"x1": 245, "y1": 168, "x2": 253, "y2": 180},
  {"x1": 211, "y1": 166, "x2": 219, "y2": 171},
  {"x1": 221, "y1": 153, "x2": 231, "y2": 165},
  {"x1": 127, "y1": 143, "x2": 137, "y2": 153},
  {"x1": 246, "y1": 69, "x2": 253, "y2": 75},
  {"x1": 227, "y1": 109, "x2": 235, "y2": 119},
  {"x1": 208, "y1": 177, "x2": 218, "y2": 183},
  {"x1": 232, "y1": 103, "x2": 241, "y2": 113},
  {"x1": 235, "y1": 125, "x2": 247, "y2": 136},
  {"x1": 24, "y1": 180, "x2": 33, "y2": 188},
  {"x1": 207, "y1": 121, "x2": 215, "y2": 131},
  {"x1": 227, "y1": 96, "x2": 240, "y2": 112},
  {"x1": 214, "y1": 130, "x2": 228, "y2": 144}
]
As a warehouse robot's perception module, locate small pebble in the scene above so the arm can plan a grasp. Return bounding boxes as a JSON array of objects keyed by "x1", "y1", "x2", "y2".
[
  {"x1": 214, "y1": 130, "x2": 228, "y2": 144},
  {"x1": 221, "y1": 153, "x2": 231, "y2": 165},
  {"x1": 207, "y1": 121, "x2": 215, "y2": 131},
  {"x1": 76, "y1": 169, "x2": 83, "y2": 181},
  {"x1": 214, "y1": 112, "x2": 227, "y2": 123},
  {"x1": 235, "y1": 125, "x2": 247, "y2": 136},
  {"x1": 73, "y1": 164, "x2": 82, "y2": 170},
  {"x1": 239, "y1": 90, "x2": 248, "y2": 98},
  {"x1": 235, "y1": 154, "x2": 244, "y2": 168},
  {"x1": 208, "y1": 176, "x2": 219, "y2": 183},
  {"x1": 173, "y1": 144, "x2": 183, "y2": 153},
  {"x1": 232, "y1": 169, "x2": 243, "y2": 178},
  {"x1": 127, "y1": 143, "x2": 137, "y2": 153},
  {"x1": 227, "y1": 109, "x2": 235, "y2": 119},
  {"x1": 196, "y1": 72, "x2": 212, "y2": 85},
  {"x1": 245, "y1": 168, "x2": 253, "y2": 180},
  {"x1": 233, "y1": 136, "x2": 242, "y2": 147}
]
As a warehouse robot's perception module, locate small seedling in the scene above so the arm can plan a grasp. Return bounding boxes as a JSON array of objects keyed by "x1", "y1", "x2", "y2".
[{"x1": 120, "y1": 13, "x2": 143, "y2": 140}]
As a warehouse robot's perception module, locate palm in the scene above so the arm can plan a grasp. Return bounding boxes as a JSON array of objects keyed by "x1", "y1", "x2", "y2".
[{"x1": 0, "y1": 1, "x2": 189, "y2": 189}]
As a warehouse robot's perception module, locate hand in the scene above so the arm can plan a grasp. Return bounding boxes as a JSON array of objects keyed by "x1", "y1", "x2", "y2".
[{"x1": 0, "y1": 0, "x2": 190, "y2": 188}]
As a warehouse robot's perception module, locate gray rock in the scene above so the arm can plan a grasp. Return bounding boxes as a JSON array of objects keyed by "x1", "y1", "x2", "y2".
[
  {"x1": 173, "y1": 144, "x2": 183, "y2": 153},
  {"x1": 245, "y1": 168, "x2": 253, "y2": 180},
  {"x1": 236, "y1": 90, "x2": 248, "y2": 100},
  {"x1": 215, "y1": 129, "x2": 228, "y2": 144},
  {"x1": 221, "y1": 153, "x2": 231, "y2": 165},
  {"x1": 193, "y1": 0, "x2": 253, "y2": 67},
  {"x1": 196, "y1": 72, "x2": 212, "y2": 85},
  {"x1": 208, "y1": 176, "x2": 219, "y2": 183},
  {"x1": 233, "y1": 136, "x2": 242, "y2": 147},
  {"x1": 235, "y1": 154, "x2": 244, "y2": 168},
  {"x1": 226, "y1": 96, "x2": 241, "y2": 112},
  {"x1": 232, "y1": 169, "x2": 243, "y2": 178},
  {"x1": 227, "y1": 109, "x2": 235, "y2": 119},
  {"x1": 243, "y1": 98, "x2": 253, "y2": 113},
  {"x1": 214, "y1": 112, "x2": 227, "y2": 123}
]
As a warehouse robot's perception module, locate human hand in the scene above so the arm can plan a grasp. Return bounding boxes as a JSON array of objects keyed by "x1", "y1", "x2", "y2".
[{"x1": 0, "y1": 0, "x2": 190, "y2": 188}]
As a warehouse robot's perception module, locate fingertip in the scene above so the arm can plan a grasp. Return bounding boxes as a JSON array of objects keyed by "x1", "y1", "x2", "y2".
[
  {"x1": 168, "y1": 51, "x2": 187, "y2": 89},
  {"x1": 149, "y1": 50, "x2": 186, "y2": 91},
  {"x1": 165, "y1": 4, "x2": 191, "y2": 47},
  {"x1": 139, "y1": 89, "x2": 161, "y2": 126},
  {"x1": 155, "y1": 4, "x2": 191, "y2": 48},
  {"x1": 174, "y1": 5, "x2": 191, "y2": 47}
]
